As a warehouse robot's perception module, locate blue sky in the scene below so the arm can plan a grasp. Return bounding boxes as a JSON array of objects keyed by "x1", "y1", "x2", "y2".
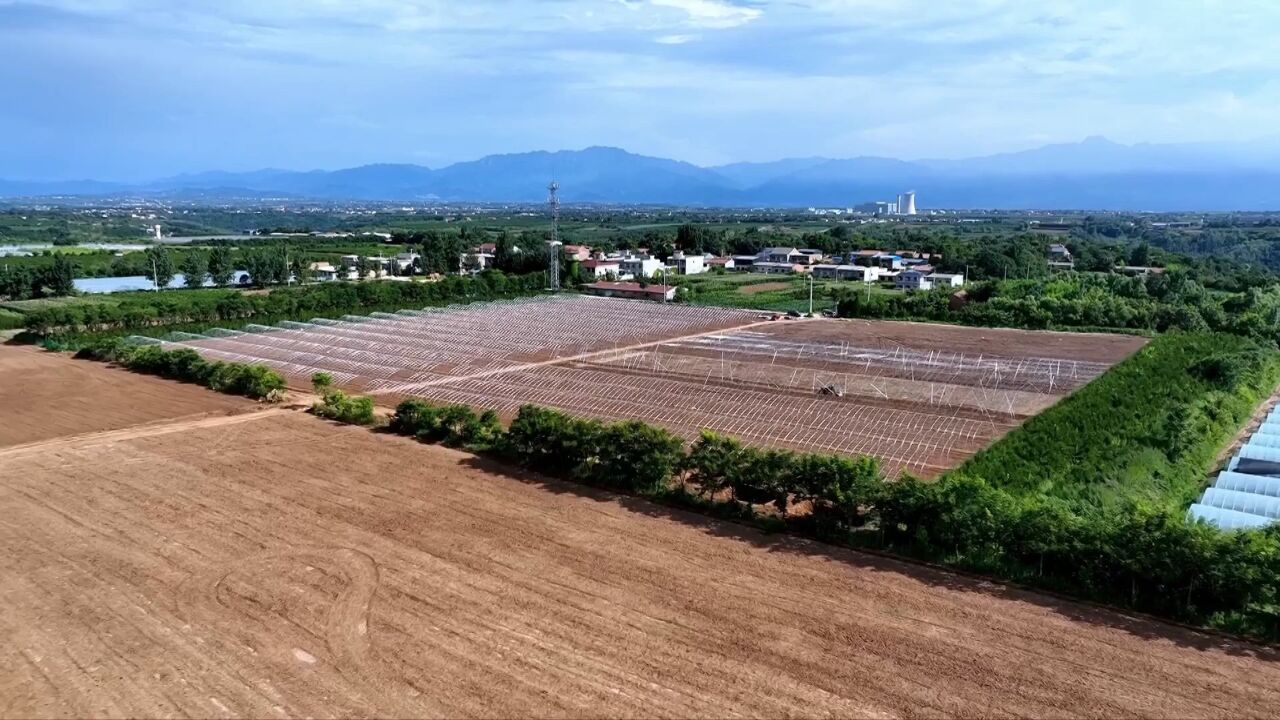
[{"x1": 3, "y1": 0, "x2": 1279, "y2": 181}]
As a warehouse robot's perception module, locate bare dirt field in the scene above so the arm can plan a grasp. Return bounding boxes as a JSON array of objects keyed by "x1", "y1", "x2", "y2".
[
  {"x1": 3, "y1": 409, "x2": 1279, "y2": 719},
  {"x1": 738, "y1": 281, "x2": 791, "y2": 294},
  {"x1": 0, "y1": 344, "x2": 254, "y2": 448}
]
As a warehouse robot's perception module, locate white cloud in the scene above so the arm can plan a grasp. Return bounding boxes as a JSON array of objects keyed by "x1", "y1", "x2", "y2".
[{"x1": 649, "y1": 0, "x2": 762, "y2": 29}]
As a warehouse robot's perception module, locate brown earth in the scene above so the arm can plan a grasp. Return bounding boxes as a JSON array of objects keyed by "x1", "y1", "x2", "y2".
[
  {"x1": 3, "y1": 408, "x2": 1279, "y2": 718},
  {"x1": 738, "y1": 281, "x2": 792, "y2": 294},
  {"x1": 0, "y1": 344, "x2": 255, "y2": 448}
]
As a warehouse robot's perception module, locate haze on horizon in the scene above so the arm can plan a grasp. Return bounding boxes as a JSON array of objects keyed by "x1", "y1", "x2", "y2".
[{"x1": 3, "y1": 0, "x2": 1279, "y2": 182}]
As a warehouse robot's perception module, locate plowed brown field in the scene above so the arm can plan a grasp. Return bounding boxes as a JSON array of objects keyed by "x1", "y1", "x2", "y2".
[
  {"x1": 3, "y1": 407, "x2": 1279, "y2": 718},
  {"x1": 0, "y1": 344, "x2": 254, "y2": 448}
]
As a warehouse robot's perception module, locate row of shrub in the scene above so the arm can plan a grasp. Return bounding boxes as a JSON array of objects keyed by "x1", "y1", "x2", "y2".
[
  {"x1": 387, "y1": 398, "x2": 504, "y2": 449},
  {"x1": 25, "y1": 269, "x2": 547, "y2": 336},
  {"x1": 77, "y1": 339, "x2": 286, "y2": 401},
  {"x1": 374, "y1": 396, "x2": 1280, "y2": 642}
]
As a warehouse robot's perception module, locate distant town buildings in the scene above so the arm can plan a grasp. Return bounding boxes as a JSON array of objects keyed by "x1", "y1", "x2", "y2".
[
  {"x1": 581, "y1": 258, "x2": 622, "y2": 279},
  {"x1": 898, "y1": 191, "x2": 917, "y2": 216},
  {"x1": 895, "y1": 269, "x2": 966, "y2": 291},
  {"x1": 860, "y1": 191, "x2": 919, "y2": 216},
  {"x1": 673, "y1": 252, "x2": 705, "y2": 275},
  {"x1": 561, "y1": 244, "x2": 591, "y2": 262},
  {"x1": 812, "y1": 264, "x2": 882, "y2": 282},
  {"x1": 620, "y1": 256, "x2": 664, "y2": 280}
]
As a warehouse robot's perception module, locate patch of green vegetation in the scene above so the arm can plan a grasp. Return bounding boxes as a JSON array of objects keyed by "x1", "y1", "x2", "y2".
[
  {"x1": 0, "y1": 295, "x2": 121, "y2": 313},
  {"x1": 958, "y1": 332, "x2": 1280, "y2": 510},
  {"x1": 0, "y1": 308, "x2": 24, "y2": 330},
  {"x1": 76, "y1": 341, "x2": 286, "y2": 401}
]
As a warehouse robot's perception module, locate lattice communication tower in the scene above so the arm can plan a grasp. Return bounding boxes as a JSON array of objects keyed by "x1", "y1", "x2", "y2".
[{"x1": 547, "y1": 180, "x2": 562, "y2": 291}]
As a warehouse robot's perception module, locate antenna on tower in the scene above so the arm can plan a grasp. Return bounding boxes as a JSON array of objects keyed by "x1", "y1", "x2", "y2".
[{"x1": 547, "y1": 179, "x2": 562, "y2": 291}]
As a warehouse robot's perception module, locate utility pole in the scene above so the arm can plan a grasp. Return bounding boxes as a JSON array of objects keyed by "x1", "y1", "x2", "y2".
[
  {"x1": 808, "y1": 273, "x2": 814, "y2": 316},
  {"x1": 151, "y1": 257, "x2": 159, "y2": 292}
]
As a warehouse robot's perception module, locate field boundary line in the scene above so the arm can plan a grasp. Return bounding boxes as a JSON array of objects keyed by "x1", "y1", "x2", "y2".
[{"x1": 371, "y1": 317, "x2": 811, "y2": 397}]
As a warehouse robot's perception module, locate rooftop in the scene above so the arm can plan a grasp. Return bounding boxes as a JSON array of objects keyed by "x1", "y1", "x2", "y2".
[{"x1": 583, "y1": 281, "x2": 674, "y2": 298}]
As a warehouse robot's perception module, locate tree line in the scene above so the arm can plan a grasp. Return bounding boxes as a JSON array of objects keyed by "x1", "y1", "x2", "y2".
[
  {"x1": 24, "y1": 269, "x2": 547, "y2": 337},
  {"x1": 77, "y1": 341, "x2": 286, "y2": 401},
  {"x1": 833, "y1": 271, "x2": 1280, "y2": 344},
  {"x1": 0, "y1": 255, "x2": 76, "y2": 300}
]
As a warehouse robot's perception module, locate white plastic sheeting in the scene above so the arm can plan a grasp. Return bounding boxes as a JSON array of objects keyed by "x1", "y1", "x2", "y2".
[
  {"x1": 1199, "y1": 487, "x2": 1280, "y2": 519},
  {"x1": 1188, "y1": 504, "x2": 1275, "y2": 530},
  {"x1": 1237, "y1": 443, "x2": 1280, "y2": 464},
  {"x1": 1189, "y1": 408, "x2": 1280, "y2": 530},
  {"x1": 1215, "y1": 471, "x2": 1280, "y2": 498},
  {"x1": 1247, "y1": 432, "x2": 1280, "y2": 449}
]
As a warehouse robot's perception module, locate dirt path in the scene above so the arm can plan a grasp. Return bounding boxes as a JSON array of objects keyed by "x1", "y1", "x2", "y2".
[
  {"x1": 0, "y1": 407, "x2": 289, "y2": 460},
  {"x1": 4, "y1": 410, "x2": 1279, "y2": 718}
]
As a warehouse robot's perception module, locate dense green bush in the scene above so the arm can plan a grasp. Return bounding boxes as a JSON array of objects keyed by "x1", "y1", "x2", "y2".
[
  {"x1": 388, "y1": 398, "x2": 503, "y2": 449},
  {"x1": 489, "y1": 406, "x2": 686, "y2": 493},
  {"x1": 313, "y1": 389, "x2": 377, "y2": 425},
  {"x1": 79, "y1": 339, "x2": 285, "y2": 401}
]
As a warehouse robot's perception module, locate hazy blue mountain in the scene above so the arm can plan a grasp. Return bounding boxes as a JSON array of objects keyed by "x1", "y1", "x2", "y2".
[
  {"x1": 919, "y1": 136, "x2": 1280, "y2": 176},
  {"x1": 429, "y1": 146, "x2": 733, "y2": 203},
  {"x1": 3, "y1": 138, "x2": 1280, "y2": 209},
  {"x1": 710, "y1": 157, "x2": 830, "y2": 188},
  {"x1": 154, "y1": 165, "x2": 436, "y2": 200}
]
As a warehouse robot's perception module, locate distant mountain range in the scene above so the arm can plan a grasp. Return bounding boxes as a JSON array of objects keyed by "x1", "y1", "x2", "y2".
[{"x1": 4, "y1": 137, "x2": 1280, "y2": 210}]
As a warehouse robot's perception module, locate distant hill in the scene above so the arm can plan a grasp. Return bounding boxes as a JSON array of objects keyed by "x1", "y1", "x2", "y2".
[{"x1": 4, "y1": 138, "x2": 1280, "y2": 210}]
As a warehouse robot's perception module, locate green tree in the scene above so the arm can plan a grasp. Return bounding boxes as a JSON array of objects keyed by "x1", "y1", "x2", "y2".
[
  {"x1": 0, "y1": 266, "x2": 36, "y2": 300},
  {"x1": 207, "y1": 246, "x2": 236, "y2": 286},
  {"x1": 143, "y1": 246, "x2": 175, "y2": 289},
  {"x1": 291, "y1": 255, "x2": 314, "y2": 284},
  {"x1": 180, "y1": 251, "x2": 208, "y2": 288},
  {"x1": 311, "y1": 372, "x2": 334, "y2": 394},
  {"x1": 494, "y1": 230, "x2": 517, "y2": 271},
  {"x1": 44, "y1": 255, "x2": 76, "y2": 296},
  {"x1": 1129, "y1": 242, "x2": 1152, "y2": 267}
]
